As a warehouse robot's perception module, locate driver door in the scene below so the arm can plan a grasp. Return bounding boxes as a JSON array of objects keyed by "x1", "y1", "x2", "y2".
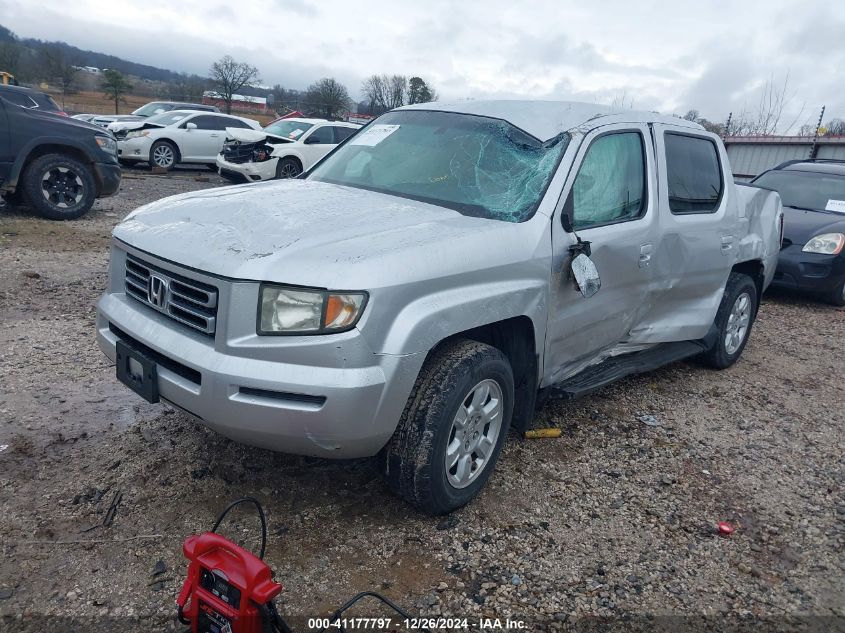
[
  {"x1": 298, "y1": 125, "x2": 336, "y2": 169},
  {"x1": 179, "y1": 115, "x2": 224, "y2": 161},
  {"x1": 544, "y1": 123, "x2": 658, "y2": 385}
]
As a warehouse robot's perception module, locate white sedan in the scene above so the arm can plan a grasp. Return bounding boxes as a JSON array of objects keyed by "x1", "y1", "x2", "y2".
[
  {"x1": 117, "y1": 110, "x2": 261, "y2": 170},
  {"x1": 216, "y1": 118, "x2": 360, "y2": 181}
]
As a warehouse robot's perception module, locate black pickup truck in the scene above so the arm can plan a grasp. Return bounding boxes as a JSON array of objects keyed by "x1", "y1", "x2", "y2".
[{"x1": 0, "y1": 89, "x2": 121, "y2": 220}]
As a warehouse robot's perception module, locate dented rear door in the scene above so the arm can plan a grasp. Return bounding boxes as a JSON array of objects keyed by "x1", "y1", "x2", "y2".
[{"x1": 633, "y1": 126, "x2": 740, "y2": 342}]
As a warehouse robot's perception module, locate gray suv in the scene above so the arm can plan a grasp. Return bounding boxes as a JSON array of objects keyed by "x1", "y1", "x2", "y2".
[{"x1": 96, "y1": 101, "x2": 782, "y2": 513}]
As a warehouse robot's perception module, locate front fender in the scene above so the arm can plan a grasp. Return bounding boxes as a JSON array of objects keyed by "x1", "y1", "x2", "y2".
[
  {"x1": 9, "y1": 136, "x2": 98, "y2": 188},
  {"x1": 367, "y1": 276, "x2": 548, "y2": 357}
]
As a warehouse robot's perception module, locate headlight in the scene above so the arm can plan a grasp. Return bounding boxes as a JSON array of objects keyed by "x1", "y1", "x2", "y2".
[
  {"x1": 95, "y1": 135, "x2": 117, "y2": 154},
  {"x1": 258, "y1": 284, "x2": 367, "y2": 334},
  {"x1": 125, "y1": 130, "x2": 150, "y2": 140},
  {"x1": 802, "y1": 233, "x2": 845, "y2": 255}
]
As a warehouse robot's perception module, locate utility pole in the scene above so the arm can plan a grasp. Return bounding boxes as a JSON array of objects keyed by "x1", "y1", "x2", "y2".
[
  {"x1": 723, "y1": 112, "x2": 732, "y2": 140},
  {"x1": 810, "y1": 105, "x2": 825, "y2": 159}
]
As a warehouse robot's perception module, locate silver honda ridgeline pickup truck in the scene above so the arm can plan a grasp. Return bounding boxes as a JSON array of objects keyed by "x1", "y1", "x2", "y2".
[{"x1": 97, "y1": 101, "x2": 782, "y2": 514}]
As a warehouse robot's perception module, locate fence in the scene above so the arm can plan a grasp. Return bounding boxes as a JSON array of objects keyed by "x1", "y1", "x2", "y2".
[{"x1": 724, "y1": 135, "x2": 845, "y2": 180}]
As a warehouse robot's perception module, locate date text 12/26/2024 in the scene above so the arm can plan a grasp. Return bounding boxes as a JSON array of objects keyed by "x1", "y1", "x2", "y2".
[{"x1": 306, "y1": 617, "x2": 527, "y2": 630}]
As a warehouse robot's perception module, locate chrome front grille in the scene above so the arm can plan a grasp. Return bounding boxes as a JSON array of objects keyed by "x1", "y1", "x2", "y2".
[{"x1": 124, "y1": 254, "x2": 218, "y2": 335}]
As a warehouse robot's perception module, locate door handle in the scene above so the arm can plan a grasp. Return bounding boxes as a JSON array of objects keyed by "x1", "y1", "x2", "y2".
[
  {"x1": 639, "y1": 243, "x2": 652, "y2": 268},
  {"x1": 721, "y1": 235, "x2": 734, "y2": 254},
  {"x1": 210, "y1": 133, "x2": 220, "y2": 138}
]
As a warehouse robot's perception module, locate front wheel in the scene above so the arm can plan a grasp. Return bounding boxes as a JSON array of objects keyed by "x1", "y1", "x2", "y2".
[
  {"x1": 380, "y1": 340, "x2": 514, "y2": 514},
  {"x1": 21, "y1": 153, "x2": 96, "y2": 220},
  {"x1": 275, "y1": 157, "x2": 302, "y2": 179},
  {"x1": 149, "y1": 140, "x2": 178, "y2": 171},
  {"x1": 700, "y1": 273, "x2": 758, "y2": 369}
]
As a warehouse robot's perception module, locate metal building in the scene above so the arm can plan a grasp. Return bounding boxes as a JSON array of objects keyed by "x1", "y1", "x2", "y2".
[{"x1": 724, "y1": 136, "x2": 845, "y2": 180}]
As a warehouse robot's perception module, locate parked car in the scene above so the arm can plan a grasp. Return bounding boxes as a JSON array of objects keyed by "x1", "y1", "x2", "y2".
[
  {"x1": 0, "y1": 91, "x2": 120, "y2": 219},
  {"x1": 97, "y1": 101, "x2": 782, "y2": 513},
  {"x1": 108, "y1": 101, "x2": 221, "y2": 137},
  {"x1": 216, "y1": 118, "x2": 360, "y2": 182},
  {"x1": 0, "y1": 85, "x2": 67, "y2": 116},
  {"x1": 82, "y1": 101, "x2": 220, "y2": 130},
  {"x1": 116, "y1": 110, "x2": 261, "y2": 170},
  {"x1": 752, "y1": 159, "x2": 845, "y2": 305}
]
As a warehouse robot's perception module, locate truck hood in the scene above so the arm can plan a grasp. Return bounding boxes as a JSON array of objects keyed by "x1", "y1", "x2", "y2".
[
  {"x1": 782, "y1": 205, "x2": 845, "y2": 245},
  {"x1": 113, "y1": 180, "x2": 530, "y2": 288},
  {"x1": 225, "y1": 127, "x2": 293, "y2": 144}
]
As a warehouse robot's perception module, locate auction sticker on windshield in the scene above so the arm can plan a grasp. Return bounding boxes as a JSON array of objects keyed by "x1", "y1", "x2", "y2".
[
  {"x1": 349, "y1": 124, "x2": 400, "y2": 146},
  {"x1": 825, "y1": 199, "x2": 845, "y2": 213}
]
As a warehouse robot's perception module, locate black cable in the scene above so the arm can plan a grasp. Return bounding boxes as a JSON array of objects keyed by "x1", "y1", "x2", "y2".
[
  {"x1": 319, "y1": 591, "x2": 429, "y2": 633},
  {"x1": 210, "y1": 496, "x2": 268, "y2": 560}
]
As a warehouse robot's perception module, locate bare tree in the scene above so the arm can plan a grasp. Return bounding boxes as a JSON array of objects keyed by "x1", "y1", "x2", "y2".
[
  {"x1": 41, "y1": 46, "x2": 79, "y2": 107},
  {"x1": 730, "y1": 74, "x2": 804, "y2": 136},
  {"x1": 824, "y1": 118, "x2": 845, "y2": 136},
  {"x1": 209, "y1": 55, "x2": 260, "y2": 114},
  {"x1": 304, "y1": 77, "x2": 351, "y2": 120},
  {"x1": 361, "y1": 74, "x2": 406, "y2": 114},
  {"x1": 0, "y1": 41, "x2": 21, "y2": 77}
]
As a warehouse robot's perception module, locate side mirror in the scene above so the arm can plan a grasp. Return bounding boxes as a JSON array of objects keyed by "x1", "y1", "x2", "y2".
[
  {"x1": 570, "y1": 253, "x2": 601, "y2": 298},
  {"x1": 186, "y1": 122, "x2": 197, "y2": 130}
]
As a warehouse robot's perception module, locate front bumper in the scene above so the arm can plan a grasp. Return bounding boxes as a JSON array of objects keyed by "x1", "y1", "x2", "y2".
[
  {"x1": 117, "y1": 137, "x2": 152, "y2": 161},
  {"x1": 216, "y1": 155, "x2": 278, "y2": 182},
  {"x1": 93, "y1": 161, "x2": 121, "y2": 197},
  {"x1": 96, "y1": 243, "x2": 423, "y2": 458},
  {"x1": 770, "y1": 244, "x2": 845, "y2": 294}
]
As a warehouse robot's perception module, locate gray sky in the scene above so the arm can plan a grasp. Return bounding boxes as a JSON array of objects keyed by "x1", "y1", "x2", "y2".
[{"x1": 1, "y1": 0, "x2": 842, "y2": 128}]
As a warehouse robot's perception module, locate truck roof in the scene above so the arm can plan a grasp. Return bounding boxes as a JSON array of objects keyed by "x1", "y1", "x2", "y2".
[{"x1": 398, "y1": 100, "x2": 704, "y2": 142}]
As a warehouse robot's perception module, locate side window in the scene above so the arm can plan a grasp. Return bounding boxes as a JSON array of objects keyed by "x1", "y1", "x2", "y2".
[
  {"x1": 568, "y1": 132, "x2": 646, "y2": 230},
  {"x1": 665, "y1": 133, "x2": 723, "y2": 214},
  {"x1": 333, "y1": 126, "x2": 355, "y2": 142},
  {"x1": 189, "y1": 115, "x2": 218, "y2": 130},
  {"x1": 2, "y1": 92, "x2": 37, "y2": 108},
  {"x1": 224, "y1": 118, "x2": 251, "y2": 129},
  {"x1": 306, "y1": 126, "x2": 335, "y2": 144}
]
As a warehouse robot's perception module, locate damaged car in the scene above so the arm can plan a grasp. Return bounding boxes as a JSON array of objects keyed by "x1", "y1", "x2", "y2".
[
  {"x1": 97, "y1": 101, "x2": 783, "y2": 514},
  {"x1": 216, "y1": 118, "x2": 360, "y2": 182},
  {"x1": 117, "y1": 110, "x2": 261, "y2": 170}
]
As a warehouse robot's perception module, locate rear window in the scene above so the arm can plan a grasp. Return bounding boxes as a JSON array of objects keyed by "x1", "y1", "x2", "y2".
[{"x1": 665, "y1": 133, "x2": 723, "y2": 214}]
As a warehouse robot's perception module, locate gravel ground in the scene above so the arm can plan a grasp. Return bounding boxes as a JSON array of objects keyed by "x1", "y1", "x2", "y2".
[{"x1": 0, "y1": 171, "x2": 843, "y2": 632}]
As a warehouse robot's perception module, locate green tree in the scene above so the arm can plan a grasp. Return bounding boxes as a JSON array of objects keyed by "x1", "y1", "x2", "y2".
[
  {"x1": 101, "y1": 69, "x2": 132, "y2": 114},
  {"x1": 209, "y1": 55, "x2": 260, "y2": 114},
  {"x1": 305, "y1": 77, "x2": 351, "y2": 120},
  {"x1": 408, "y1": 76, "x2": 437, "y2": 104}
]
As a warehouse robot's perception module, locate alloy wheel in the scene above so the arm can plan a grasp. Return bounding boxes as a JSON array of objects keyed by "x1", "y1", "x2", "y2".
[
  {"x1": 725, "y1": 292, "x2": 751, "y2": 355},
  {"x1": 41, "y1": 166, "x2": 83, "y2": 208},
  {"x1": 152, "y1": 145, "x2": 175, "y2": 168},
  {"x1": 444, "y1": 379, "x2": 504, "y2": 489}
]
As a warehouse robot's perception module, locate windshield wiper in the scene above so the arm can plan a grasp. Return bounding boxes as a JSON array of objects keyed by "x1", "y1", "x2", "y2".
[{"x1": 784, "y1": 204, "x2": 820, "y2": 212}]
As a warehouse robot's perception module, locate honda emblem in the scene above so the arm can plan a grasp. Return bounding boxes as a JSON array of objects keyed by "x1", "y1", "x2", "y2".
[{"x1": 148, "y1": 274, "x2": 168, "y2": 309}]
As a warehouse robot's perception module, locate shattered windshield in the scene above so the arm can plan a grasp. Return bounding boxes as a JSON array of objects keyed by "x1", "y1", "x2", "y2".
[
  {"x1": 308, "y1": 110, "x2": 569, "y2": 222},
  {"x1": 265, "y1": 120, "x2": 314, "y2": 140}
]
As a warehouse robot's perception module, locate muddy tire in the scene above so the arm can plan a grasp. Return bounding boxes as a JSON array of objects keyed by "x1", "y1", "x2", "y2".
[
  {"x1": 275, "y1": 157, "x2": 302, "y2": 179},
  {"x1": 21, "y1": 153, "x2": 96, "y2": 220},
  {"x1": 700, "y1": 273, "x2": 758, "y2": 369},
  {"x1": 380, "y1": 339, "x2": 514, "y2": 514}
]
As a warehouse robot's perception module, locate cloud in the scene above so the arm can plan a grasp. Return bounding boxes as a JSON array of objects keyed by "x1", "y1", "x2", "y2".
[{"x1": 0, "y1": 0, "x2": 842, "y2": 128}]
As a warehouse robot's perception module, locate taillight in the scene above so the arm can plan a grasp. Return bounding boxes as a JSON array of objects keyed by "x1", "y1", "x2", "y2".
[{"x1": 56, "y1": 111, "x2": 68, "y2": 117}]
